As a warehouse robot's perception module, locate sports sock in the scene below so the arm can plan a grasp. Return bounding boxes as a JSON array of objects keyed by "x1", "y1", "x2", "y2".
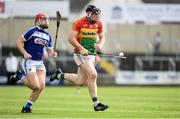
[
  {"x1": 21, "y1": 75, "x2": 25, "y2": 81},
  {"x1": 24, "y1": 100, "x2": 33, "y2": 109},
  {"x1": 61, "y1": 73, "x2": 65, "y2": 80},
  {"x1": 21, "y1": 71, "x2": 26, "y2": 81},
  {"x1": 16, "y1": 70, "x2": 25, "y2": 81},
  {"x1": 57, "y1": 73, "x2": 65, "y2": 80},
  {"x1": 92, "y1": 97, "x2": 99, "y2": 106},
  {"x1": 92, "y1": 97, "x2": 98, "y2": 102}
]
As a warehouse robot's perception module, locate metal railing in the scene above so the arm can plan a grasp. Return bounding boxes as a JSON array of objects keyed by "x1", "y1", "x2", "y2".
[{"x1": 135, "y1": 56, "x2": 178, "y2": 71}]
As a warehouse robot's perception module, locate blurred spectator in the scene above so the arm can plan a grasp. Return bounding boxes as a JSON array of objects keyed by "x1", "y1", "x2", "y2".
[
  {"x1": 5, "y1": 52, "x2": 18, "y2": 84},
  {"x1": 153, "y1": 32, "x2": 161, "y2": 55}
]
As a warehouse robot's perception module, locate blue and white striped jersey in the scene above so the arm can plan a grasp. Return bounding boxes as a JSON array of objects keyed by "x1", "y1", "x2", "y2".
[{"x1": 22, "y1": 26, "x2": 52, "y2": 61}]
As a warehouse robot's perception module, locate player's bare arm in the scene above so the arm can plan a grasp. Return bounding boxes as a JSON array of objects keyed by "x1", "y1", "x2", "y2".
[
  {"x1": 16, "y1": 36, "x2": 31, "y2": 59},
  {"x1": 94, "y1": 32, "x2": 105, "y2": 51},
  {"x1": 50, "y1": 5, "x2": 108, "y2": 112},
  {"x1": 68, "y1": 30, "x2": 88, "y2": 55},
  {"x1": 47, "y1": 48, "x2": 57, "y2": 58}
]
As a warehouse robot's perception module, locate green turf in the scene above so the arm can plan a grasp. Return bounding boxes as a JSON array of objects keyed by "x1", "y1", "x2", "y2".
[{"x1": 0, "y1": 86, "x2": 180, "y2": 119}]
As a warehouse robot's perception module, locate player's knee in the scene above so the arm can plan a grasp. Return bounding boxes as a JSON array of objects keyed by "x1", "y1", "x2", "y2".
[
  {"x1": 31, "y1": 83, "x2": 45, "y2": 91},
  {"x1": 38, "y1": 83, "x2": 45, "y2": 91},
  {"x1": 31, "y1": 84, "x2": 40, "y2": 90},
  {"x1": 38, "y1": 86, "x2": 45, "y2": 92},
  {"x1": 88, "y1": 72, "x2": 97, "y2": 81}
]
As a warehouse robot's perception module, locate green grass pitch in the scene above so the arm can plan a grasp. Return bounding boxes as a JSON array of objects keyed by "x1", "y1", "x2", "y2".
[{"x1": 0, "y1": 86, "x2": 180, "y2": 119}]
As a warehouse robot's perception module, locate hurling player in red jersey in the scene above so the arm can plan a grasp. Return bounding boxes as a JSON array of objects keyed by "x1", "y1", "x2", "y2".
[{"x1": 50, "y1": 5, "x2": 108, "y2": 111}]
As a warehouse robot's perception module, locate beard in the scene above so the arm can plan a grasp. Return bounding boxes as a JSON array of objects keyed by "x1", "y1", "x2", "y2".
[{"x1": 39, "y1": 24, "x2": 48, "y2": 29}]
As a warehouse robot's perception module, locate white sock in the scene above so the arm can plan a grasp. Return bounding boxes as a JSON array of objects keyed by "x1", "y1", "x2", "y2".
[
  {"x1": 21, "y1": 75, "x2": 25, "y2": 81},
  {"x1": 57, "y1": 74, "x2": 61, "y2": 79},
  {"x1": 27, "y1": 100, "x2": 33, "y2": 104},
  {"x1": 94, "y1": 100, "x2": 100, "y2": 107}
]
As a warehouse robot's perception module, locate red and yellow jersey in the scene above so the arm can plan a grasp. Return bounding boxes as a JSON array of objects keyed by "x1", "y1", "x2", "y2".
[{"x1": 72, "y1": 16, "x2": 103, "y2": 54}]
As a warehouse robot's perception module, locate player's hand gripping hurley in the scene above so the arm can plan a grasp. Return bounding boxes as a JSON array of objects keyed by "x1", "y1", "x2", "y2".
[{"x1": 53, "y1": 11, "x2": 62, "y2": 51}]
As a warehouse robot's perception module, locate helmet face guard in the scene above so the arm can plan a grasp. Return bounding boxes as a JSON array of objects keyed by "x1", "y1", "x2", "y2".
[{"x1": 91, "y1": 8, "x2": 101, "y2": 16}]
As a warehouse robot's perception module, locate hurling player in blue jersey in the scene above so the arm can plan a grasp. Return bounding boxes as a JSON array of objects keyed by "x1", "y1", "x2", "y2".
[{"x1": 16, "y1": 12, "x2": 57, "y2": 113}]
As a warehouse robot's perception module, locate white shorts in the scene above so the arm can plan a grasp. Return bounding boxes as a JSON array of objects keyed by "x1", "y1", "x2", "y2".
[
  {"x1": 74, "y1": 53, "x2": 95, "y2": 66},
  {"x1": 21, "y1": 59, "x2": 46, "y2": 74}
]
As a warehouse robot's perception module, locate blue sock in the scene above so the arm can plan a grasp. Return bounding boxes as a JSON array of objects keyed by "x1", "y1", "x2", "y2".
[
  {"x1": 17, "y1": 70, "x2": 25, "y2": 81},
  {"x1": 24, "y1": 100, "x2": 33, "y2": 109}
]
